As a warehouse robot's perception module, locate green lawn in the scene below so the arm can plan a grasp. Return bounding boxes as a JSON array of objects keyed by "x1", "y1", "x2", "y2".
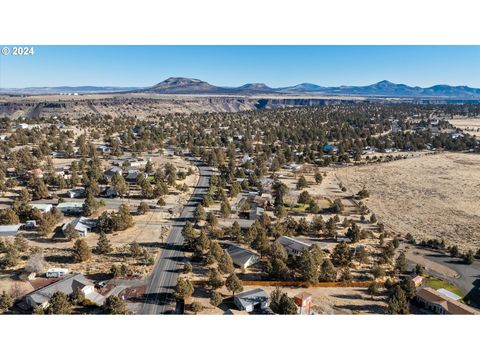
[{"x1": 425, "y1": 277, "x2": 465, "y2": 298}]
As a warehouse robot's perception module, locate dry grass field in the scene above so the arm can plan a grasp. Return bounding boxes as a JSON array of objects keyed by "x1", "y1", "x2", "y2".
[
  {"x1": 336, "y1": 152, "x2": 480, "y2": 251},
  {"x1": 448, "y1": 116, "x2": 480, "y2": 136}
]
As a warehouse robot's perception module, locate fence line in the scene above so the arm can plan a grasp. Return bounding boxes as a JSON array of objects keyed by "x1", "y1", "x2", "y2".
[{"x1": 191, "y1": 280, "x2": 380, "y2": 288}]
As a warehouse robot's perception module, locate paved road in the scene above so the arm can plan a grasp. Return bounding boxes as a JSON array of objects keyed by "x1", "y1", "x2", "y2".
[{"x1": 141, "y1": 161, "x2": 212, "y2": 314}]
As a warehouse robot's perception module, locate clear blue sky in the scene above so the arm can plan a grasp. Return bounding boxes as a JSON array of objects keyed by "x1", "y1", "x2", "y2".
[{"x1": 1, "y1": 46, "x2": 480, "y2": 88}]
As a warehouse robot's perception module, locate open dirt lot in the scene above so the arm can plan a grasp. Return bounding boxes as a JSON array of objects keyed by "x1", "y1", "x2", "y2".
[{"x1": 336, "y1": 152, "x2": 480, "y2": 251}]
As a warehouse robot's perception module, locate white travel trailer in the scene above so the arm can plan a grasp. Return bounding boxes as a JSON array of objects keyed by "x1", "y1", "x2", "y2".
[{"x1": 46, "y1": 268, "x2": 69, "y2": 278}]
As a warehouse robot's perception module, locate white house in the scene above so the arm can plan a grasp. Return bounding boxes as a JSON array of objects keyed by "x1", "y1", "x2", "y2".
[
  {"x1": 62, "y1": 217, "x2": 95, "y2": 237},
  {"x1": 30, "y1": 203, "x2": 53, "y2": 213},
  {"x1": 56, "y1": 202, "x2": 84, "y2": 215},
  {"x1": 277, "y1": 236, "x2": 311, "y2": 256},
  {"x1": 226, "y1": 245, "x2": 260, "y2": 269},
  {"x1": 234, "y1": 288, "x2": 270, "y2": 313}
]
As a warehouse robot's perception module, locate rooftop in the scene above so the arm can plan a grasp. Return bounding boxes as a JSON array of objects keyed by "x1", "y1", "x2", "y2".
[
  {"x1": 226, "y1": 245, "x2": 259, "y2": 267},
  {"x1": 277, "y1": 235, "x2": 311, "y2": 253},
  {"x1": 417, "y1": 287, "x2": 478, "y2": 315}
]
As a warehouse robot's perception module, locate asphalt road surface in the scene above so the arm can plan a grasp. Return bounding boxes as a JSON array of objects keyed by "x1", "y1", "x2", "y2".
[{"x1": 141, "y1": 161, "x2": 212, "y2": 314}]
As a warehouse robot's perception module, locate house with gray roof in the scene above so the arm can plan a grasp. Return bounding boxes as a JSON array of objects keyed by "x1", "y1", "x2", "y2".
[
  {"x1": 57, "y1": 202, "x2": 84, "y2": 215},
  {"x1": 249, "y1": 204, "x2": 265, "y2": 220},
  {"x1": 25, "y1": 273, "x2": 105, "y2": 309},
  {"x1": 62, "y1": 217, "x2": 96, "y2": 237},
  {"x1": 234, "y1": 288, "x2": 270, "y2": 313},
  {"x1": 66, "y1": 188, "x2": 86, "y2": 199},
  {"x1": 226, "y1": 245, "x2": 260, "y2": 269},
  {"x1": 104, "y1": 166, "x2": 123, "y2": 181},
  {"x1": 277, "y1": 235, "x2": 312, "y2": 256}
]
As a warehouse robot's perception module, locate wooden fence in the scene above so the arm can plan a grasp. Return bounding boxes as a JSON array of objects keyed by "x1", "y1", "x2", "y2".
[{"x1": 191, "y1": 280, "x2": 380, "y2": 288}]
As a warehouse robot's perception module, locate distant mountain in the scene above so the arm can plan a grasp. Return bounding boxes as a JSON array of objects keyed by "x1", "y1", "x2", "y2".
[
  {"x1": 0, "y1": 86, "x2": 141, "y2": 95},
  {"x1": 277, "y1": 83, "x2": 326, "y2": 93},
  {"x1": 145, "y1": 77, "x2": 223, "y2": 94},
  {"x1": 236, "y1": 83, "x2": 274, "y2": 92},
  {"x1": 2, "y1": 78, "x2": 480, "y2": 99},
  {"x1": 314, "y1": 80, "x2": 480, "y2": 99}
]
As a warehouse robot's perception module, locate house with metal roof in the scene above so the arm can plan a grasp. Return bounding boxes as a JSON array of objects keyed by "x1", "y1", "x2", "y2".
[
  {"x1": 57, "y1": 202, "x2": 84, "y2": 215},
  {"x1": 226, "y1": 245, "x2": 260, "y2": 269},
  {"x1": 25, "y1": 273, "x2": 105, "y2": 309},
  {"x1": 31, "y1": 203, "x2": 53, "y2": 213},
  {"x1": 234, "y1": 288, "x2": 270, "y2": 313},
  {"x1": 277, "y1": 235, "x2": 312, "y2": 256},
  {"x1": 0, "y1": 224, "x2": 21, "y2": 237},
  {"x1": 62, "y1": 217, "x2": 96, "y2": 237},
  {"x1": 66, "y1": 188, "x2": 86, "y2": 199}
]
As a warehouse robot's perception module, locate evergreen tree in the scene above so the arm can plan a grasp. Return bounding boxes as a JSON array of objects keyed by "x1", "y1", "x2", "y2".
[
  {"x1": 72, "y1": 239, "x2": 92, "y2": 263},
  {"x1": 225, "y1": 273, "x2": 243, "y2": 297},
  {"x1": 95, "y1": 232, "x2": 113, "y2": 254}
]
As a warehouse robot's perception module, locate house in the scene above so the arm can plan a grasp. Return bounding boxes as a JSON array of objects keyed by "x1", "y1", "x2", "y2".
[
  {"x1": 294, "y1": 291, "x2": 313, "y2": 314},
  {"x1": 129, "y1": 158, "x2": 148, "y2": 168},
  {"x1": 411, "y1": 275, "x2": 423, "y2": 287},
  {"x1": 362, "y1": 146, "x2": 375, "y2": 154},
  {"x1": 62, "y1": 217, "x2": 96, "y2": 237},
  {"x1": 226, "y1": 245, "x2": 260, "y2": 269},
  {"x1": 54, "y1": 166, "x2": 69, "y2": 177},
  {"x1": 46, "y1": 268, "x2": 69, "y2": 278},
  {"x1": 23, "y1": 220, "x2": 37, "y2": 229},
  {"x1": 0, "y1": 224, "x2": 21, "y2": 237},
  {"x1": 104, "y1": 166, "x2": 123, "y2": 181},
  {"x1": 57, "y1": 202, "x2": 84, "y2": 215},
  {"x1": 249, "y1": 204, "x2": 265, "y2": 220},
  {"x1": 449, "y1": 132, "x2": 464, "y2": 139},
  {"x1": 52, "y1": 150, "x2": 67, "y2": 158},
  {"x1": 415, "y1": 287, "x2": 479, "y2": 315},
  {"x1": 96, "y1": 144, "x2": 111, "y2": 154},
  {"x1": 234, "y1": 288, "x2": 270, "y2": 313},
  {"x1": 66, "y1": 188, "x2": 86, "y2": 199},
  {"x1": 125, "y1": 169, "x2": 146, "y2": 182},
  {"x1": 277, "y1": 236, "x2": 311, "y2": 256},
  {"x1": 30, "y1": 203, "x2": 53, "y2": 213},
  {"x1": 249, "y1": 195, "x2": 271, "y2": 209},
  {"x1": 103, "y1": 187, "x2": 119, "y2": 198},
  {"x1": 284, "y1": 162, "x2": 304, "y2": 171},
  {"x1": 25, "y1": 273, "x2": 105, "y2": 309},
  {"x1": 322, "y1": 144, "x2": 338, "y2": 154},
  {"x1": 336, "y1": 235, "x2": 352, "y2": 243}
]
